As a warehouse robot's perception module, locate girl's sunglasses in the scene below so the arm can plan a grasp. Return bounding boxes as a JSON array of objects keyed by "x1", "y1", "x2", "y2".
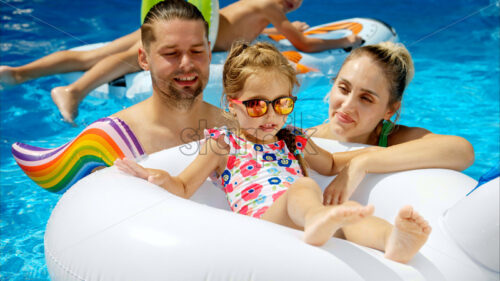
[{"x1": 230, "y1": 96, "x2": 297, "y2": 118}]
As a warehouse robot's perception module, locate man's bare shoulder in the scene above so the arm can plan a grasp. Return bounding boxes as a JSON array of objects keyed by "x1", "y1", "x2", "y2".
[
  {"x1": 110, "y1": 100, "x2": 146, "y2": 125},
  {"x1": 109, "y1": 101, "x2": 160, "y2": 151},
  {"x1": 201, "y1": 102, "x2": 235, "y2": 128},
  {"x1": 221, "y1": 0, "x2": 276, "y2": 13},
  {"x1": 215, "y1": 0, "x2": 283, "y2": 50}
]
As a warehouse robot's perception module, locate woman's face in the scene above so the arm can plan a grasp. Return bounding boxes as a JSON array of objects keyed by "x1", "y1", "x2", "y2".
[{"x1": 328, "y1": 55, "x2": 399, "y2": 143}]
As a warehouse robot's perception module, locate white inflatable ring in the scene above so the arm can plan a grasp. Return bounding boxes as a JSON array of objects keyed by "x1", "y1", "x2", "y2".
[{"x1": 45, "y1": 138, "x2": 499, "y2": 281}]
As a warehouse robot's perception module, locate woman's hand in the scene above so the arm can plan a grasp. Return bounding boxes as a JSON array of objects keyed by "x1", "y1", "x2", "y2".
[
  {"x1": 114, "y1": 158, "x2": 174, "y2": 187},
  {"x1": 323, "y1": 157, "x2": 367, "y2": 205}
]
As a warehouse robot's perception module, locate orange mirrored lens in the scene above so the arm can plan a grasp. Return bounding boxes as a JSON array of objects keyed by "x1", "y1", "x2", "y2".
[
  {"x1": 274, "y1": 97, "x2": 295, "y2": 115},
  {"x1": 246, "y1": 100, "x2": 268, "y2": 117}
]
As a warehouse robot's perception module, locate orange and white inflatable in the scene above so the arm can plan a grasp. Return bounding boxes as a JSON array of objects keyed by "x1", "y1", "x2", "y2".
[{"x1": 263, "y1": 18, "x2": 398, "y2": 75}]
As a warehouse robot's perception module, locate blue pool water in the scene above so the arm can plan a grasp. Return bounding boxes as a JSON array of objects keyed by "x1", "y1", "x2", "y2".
[{"x1": 0, "y1": 0, "x2": 498, "y2": 279}]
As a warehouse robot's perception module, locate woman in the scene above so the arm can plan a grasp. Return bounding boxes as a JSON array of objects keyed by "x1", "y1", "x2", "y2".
[{"x1": 310, "y1": 42, "x2": 475, "y2": 205}]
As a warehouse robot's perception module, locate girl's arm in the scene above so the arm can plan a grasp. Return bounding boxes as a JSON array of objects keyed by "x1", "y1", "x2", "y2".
[
  {"x1": 323, "y1": 126, "x2": 475, "y2": 205},
  {"x1": 115, "y1": 138, "x2": 228, "y2": 199},
  {"x1": 263, "y1": 6, "x2": 362, "y2": 53},
  {"x1": 303, "y1": 138, "x2": 335, "y2": 175}
]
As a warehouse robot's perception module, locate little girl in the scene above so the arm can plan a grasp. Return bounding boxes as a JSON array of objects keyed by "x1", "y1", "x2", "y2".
[{"x1": 115, "y1": 42, "x2": 431, "y2": 263}]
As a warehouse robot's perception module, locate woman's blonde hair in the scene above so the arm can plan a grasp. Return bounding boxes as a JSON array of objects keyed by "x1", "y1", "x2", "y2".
[
  {"x1": 222, "y1": 41, "x2": 308, "y2": 176},
  {"x1": 344, "y1": 41, "x2": 414, "y2": 109}
]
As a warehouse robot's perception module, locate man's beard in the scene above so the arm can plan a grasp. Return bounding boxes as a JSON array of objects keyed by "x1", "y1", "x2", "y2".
[
  {"x1": 153, "y1": 74, "x2": 204, "y2": 110},
  {"x1": 165, "y1": 82, "x2": 203, "y2": 110}
]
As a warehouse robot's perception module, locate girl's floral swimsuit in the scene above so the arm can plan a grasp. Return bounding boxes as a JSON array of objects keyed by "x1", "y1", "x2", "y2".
[{"x1": 205, "y1": 126, "x2": 308, "y2": 219}]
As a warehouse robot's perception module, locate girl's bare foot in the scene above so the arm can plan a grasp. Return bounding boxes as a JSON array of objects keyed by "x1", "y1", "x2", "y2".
[
  {"x1": 304, "y1": 204, "x2": 374, "y2": 246},
  {"x1": 0, "y1": 66, "x2": 20, "y2": 90},
  {"x1": 384, "y1": 206, "x2": 432, "y2": 263},
  {"x1": 51, "y1": 86, "x2": 80, "y2": 123}
]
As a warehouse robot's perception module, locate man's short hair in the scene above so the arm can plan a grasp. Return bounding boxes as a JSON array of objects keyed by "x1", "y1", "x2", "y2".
[{"x1": 141, "y1": 0, "x2": 209, "y2": 50}]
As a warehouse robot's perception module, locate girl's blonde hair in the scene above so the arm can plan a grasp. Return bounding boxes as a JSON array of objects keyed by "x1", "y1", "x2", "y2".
[
  {"x1": 222, "y1": 41, "x2": 308, "y2": 176},
  {"x1": 222, "y1": 41, "x2": 298, "y2": 99}
]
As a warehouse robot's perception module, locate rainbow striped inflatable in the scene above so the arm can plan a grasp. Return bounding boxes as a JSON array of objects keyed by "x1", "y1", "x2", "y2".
[{"x1": 11, "y1": 117, "x2": 145, "y2": 193}]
